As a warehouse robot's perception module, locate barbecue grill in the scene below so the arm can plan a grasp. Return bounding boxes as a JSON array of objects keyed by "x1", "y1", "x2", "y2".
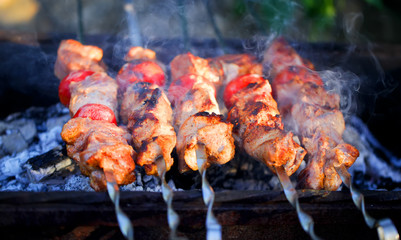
[{"x1": 1, "y1": 1, "x2": 401, "y2": 239}]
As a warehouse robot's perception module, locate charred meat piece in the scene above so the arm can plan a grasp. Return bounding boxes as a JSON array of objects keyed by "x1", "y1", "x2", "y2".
[
  {"x1": 61, "y1": 118, "x2": 136, "y2": 191},
  {"x1": 225, "y1": 74, "x2": 305, "y2": 176},
  {"x1": 69, "y1": 72, "x2": 119, "y2": 120},
  {"x1": 271, "y1": 62, "x2": 359, "y2": 190},
  {"x1": 120, "y1": 82, "x2": 176, "y2": 175},
  {"x1": 54, "y1": 39, "x2": 106, "y2": 80}
]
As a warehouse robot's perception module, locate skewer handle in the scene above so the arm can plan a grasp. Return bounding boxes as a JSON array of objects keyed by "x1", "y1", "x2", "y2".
[
  {"x1": 196, "y1": 146, "x2": 222, "y2": 240},
  {"x1": 336, "y1": 165, "x2": 400, "y2": 240},
  {"x1": 105, "y1": 171, "x2": 134, "y2": 240},
  {"x1": 275, "y1": 166, "x2": 322, "y2": 240},
  {"x1": 156, "y1": 159, "x2": 183, "y2": 240}
]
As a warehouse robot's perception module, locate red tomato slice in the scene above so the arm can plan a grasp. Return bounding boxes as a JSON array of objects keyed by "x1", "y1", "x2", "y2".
[
  {"x1": 117, "y1": 61, "x2": 165, "y2": 91},
  {"x1": 223, "y1": 74, "x2": 265, "y2": 109},
  {"x1": 58, "y1": 70, "x2": 95, "y2": 106},
  {"x1": 73, "y1": 104, "x2": 117, "y2": 125}
]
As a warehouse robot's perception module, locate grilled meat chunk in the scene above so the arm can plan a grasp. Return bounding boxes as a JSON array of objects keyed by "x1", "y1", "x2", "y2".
[
  {"x1": 226, "y1": 75, "x2": 305, "y2": 176},
  {"x1": 263, "y1": 37, "x2": 314, "y2": 78},
  {"x1": 209, "y1": 53, "x2": 263, "y2": 84},
  {"x1": 69, "y1": 72, "x2": 119, "y2": 119},
  {"x1": 120, "y1": 82, "x2": 176, "y2": 175},
  {"x1": 173, "y1": 80, "x2": 220, "y2": 129},
  {"x1": 61, "y1": 118, "x2": 136, "y2": 191},
  {"x1": 124, "y1": 46, "x2": 156, "y2": 61},
  {"x1": 170, "y1": 53, "x2": 223, "y2": 88},
  {"x1": 176, "y1": 112, "x2": 235, "y2": 172},
  {"x1": 54, "y1": 39, "x2": 106, "y2": 80}
]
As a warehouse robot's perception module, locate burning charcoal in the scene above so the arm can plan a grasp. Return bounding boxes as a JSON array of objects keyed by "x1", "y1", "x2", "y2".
[
  {"x1": 1, "y1": 131, "x2": 28, "y2": 154},
  {"x1": 9, "y1": 119, "x2": 37, "y2": 143},
  {"x1": 1, "y1": 179, "x2": 24, "y2": 191},
  {"x1": 143, "y1": 174, "x2": 153, "y2": 183},
  {"x1": 26, "y1": 183, "x2": 47, "y2": 192},
  {"x1": 45, "y1": 114, "x2": 70, "y2": 131},
  {"x1": 63, "y1": 175, "x2": 94, "y2": 192},
  {"x1": 24, "y1": 145, "x2": 75, "y2": 183}
]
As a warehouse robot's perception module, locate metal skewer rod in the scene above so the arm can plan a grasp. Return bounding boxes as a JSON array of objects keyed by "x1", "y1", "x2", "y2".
[
  {"x1": 275, "y1": 166, "x2": 322, "y2": 240},
  {"x1": 335, "y1": 165, "x2": 400, "y2": 240},
  {"x1": 156, "y1": 158, "x2": 182, "y2": 240},
  {"x1": 124, "y1": 0, "x2": 143, "y2": 47},
  {"x1": 76, "y1": 0, "x2": 84, "y2": 44},
  {"x1": 196, "y1": 145, "x2": 222, "y2": 240},
  {"x1": 105, "y1": 171, "x2": 134, "y2": 240}
]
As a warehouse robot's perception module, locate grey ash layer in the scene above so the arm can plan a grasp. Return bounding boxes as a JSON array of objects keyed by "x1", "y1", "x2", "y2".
[{"x1": 0, "y1": 103, "x2": 400, "y2": 192}]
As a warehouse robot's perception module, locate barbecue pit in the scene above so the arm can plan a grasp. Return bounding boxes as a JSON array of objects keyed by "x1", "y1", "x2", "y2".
[{"x1": 1, "y1": 1, "x2": 401, "y2": 239}]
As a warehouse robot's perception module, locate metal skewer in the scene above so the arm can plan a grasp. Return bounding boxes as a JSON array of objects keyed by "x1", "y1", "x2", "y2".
[
  {"x1": 335, "y1": 165, "x2": 400, "y2": 240},
  {"x1": 76, "y1": 0, "x2": 84, "y2": 44},
  {"x1": 196, "y1": 145, "x2": 222, "y2": 240},
  {"x1": 105, "y1": 171, "x2": 135, "y2": 240},
  {"x1": 124, "y1": 0, "x2": 143, "y2": 47},
  {"x1": 275, "y1": 166, "x2": 322, "y2": 240},
  {"x1": 156, "y1": 158, "x2": 182, "y2": 240}
]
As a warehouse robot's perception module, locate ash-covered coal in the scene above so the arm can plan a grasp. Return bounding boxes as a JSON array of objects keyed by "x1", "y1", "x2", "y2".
[{"x1": 0, "y1": 102, "x2": 400, "y2": 192}]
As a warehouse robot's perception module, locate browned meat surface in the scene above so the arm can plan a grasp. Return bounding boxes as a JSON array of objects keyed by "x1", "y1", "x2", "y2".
[
  {"x1": 268, "y1": 40, "x2": 360, "y2": 190},
  {"x1": 124, "y1": 46, "x2": 156, "y2": 61},
  {"x1": 61, "y1": 118, "x2": 136, "y2": 191},
  {"x1": 69, "y1": 72, "x2": 119, "y2": 119},
  {"x1": 291, "y1": 82, "x2": 359, "y2": 190},
  {"x1": 209, "y1": 54, "x2": 263, "y2": 84},
  {"x1": 173, "y1": 80, "x2": 220, "y2": 128},
  {"x1": 176, "y1": 112, "x2": 235, "y2": 172},
  {"x1": 120, "y1": 82, "x2": 176, "y2": 175},
  {"x1": 170, "y1": 53, "x2": 223, "y2": 88},
  {"x1": 54, "y1": 39, "x2": 106, "y2": 80},
  {"x1": 227, "y1": 76, "x2": 305, "y2": 176},
  {"x1": 263, "y1": 37, "x2": 314, "y2": 78}
]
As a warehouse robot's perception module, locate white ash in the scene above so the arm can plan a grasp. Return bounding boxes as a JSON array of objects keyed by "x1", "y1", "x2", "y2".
[
  {"x1": 0, "y1": 102, "x2": 400, "y2": 192},
  {"x1": 0, "y1": 103, "x2": 69, "y2": 191}
]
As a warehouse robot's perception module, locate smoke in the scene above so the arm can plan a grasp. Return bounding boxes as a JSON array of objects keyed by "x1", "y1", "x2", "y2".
[{"x1": 319, "y1": 68, "x2": 361, "y2": 118}]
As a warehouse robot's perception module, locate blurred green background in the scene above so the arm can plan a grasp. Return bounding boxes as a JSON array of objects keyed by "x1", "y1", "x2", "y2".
[{"x1": 0, "y1": 0, "x2": 400, "y2": 44}]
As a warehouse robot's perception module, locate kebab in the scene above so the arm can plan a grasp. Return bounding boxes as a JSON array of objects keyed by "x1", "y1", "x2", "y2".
[
  {"x1": 222, "y1": 73, "x2": 322, "y2": 239},
  {"x1": 55, "y1": 39, "x2": 135, "y2": 239},
  {"x1": 264, "y1": 37, "x2": 399, "y2": 239},
  {"x1": 169, "y1": 53, "x2": 236, "y2": 240},
  {"x1": 117, "y1": 47, "x2": 180, "y2": 238}
]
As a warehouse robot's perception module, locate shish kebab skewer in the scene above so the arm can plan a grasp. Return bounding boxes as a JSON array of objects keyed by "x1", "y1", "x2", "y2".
[
  {"x1": 169, "y1": 53, "x2": 236, "y2": 240},
  {"x1": 222, "y1": 72, "x2": 320, "y2": 239},
  {"x1": 116, "y1": 47, "x2": 181, "y2": 239},
  {"x1": 265, "y1": 37, "x2": 399, "y2": 239},
  {"x1": 55, "y1": 39, "x2": 135, "y2": 240},
  {"x1": 208, "y1": 53, "x2": 322, "y2": 239}
]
